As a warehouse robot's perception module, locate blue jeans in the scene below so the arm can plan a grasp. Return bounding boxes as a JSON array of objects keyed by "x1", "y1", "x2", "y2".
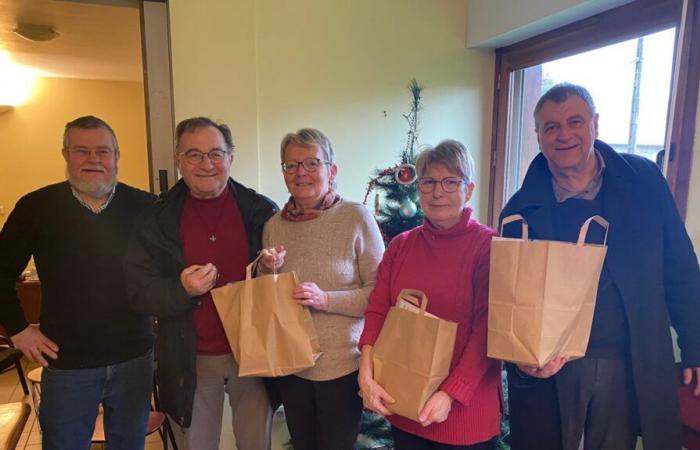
[{"x1": 39, "y1": 350, "x2": 154, "y2": 450}]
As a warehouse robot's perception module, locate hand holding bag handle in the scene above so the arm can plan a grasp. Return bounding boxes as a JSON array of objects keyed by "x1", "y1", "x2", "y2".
[
  {"x1": 500, "y1": 214, "x2": 529, "y2": 240},
  {"x1": 247, "y1": 251, "x2": 278, "y2": 280}
]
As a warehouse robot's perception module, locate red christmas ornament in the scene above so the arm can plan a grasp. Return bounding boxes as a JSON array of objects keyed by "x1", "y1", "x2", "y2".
[{"x1": 395, "y1": 164, "x2": 417, "y2": 185}]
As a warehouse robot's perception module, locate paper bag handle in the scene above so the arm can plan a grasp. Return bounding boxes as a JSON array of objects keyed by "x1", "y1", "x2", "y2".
[
  {"x1": 500, "y1": 214, "x2": 528, "y2": 240},
  {"x1": 577, "y1": 215, "x2": 609, "y2": 246},
  {"x1": 396, "y1": 288, "x2": 429, "y2": 314},
  {"x1": 245, "y1": 251, "x2": 278, "y2": 280}
]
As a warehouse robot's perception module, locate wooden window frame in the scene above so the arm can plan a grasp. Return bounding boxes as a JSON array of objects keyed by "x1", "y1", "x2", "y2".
[{"x1": 487, "y1": 0, "x2": 700, "y2": 226}]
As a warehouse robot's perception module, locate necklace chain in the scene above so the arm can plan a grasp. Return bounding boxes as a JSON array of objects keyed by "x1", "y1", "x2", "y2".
[{"x1": 188, "y1": 191, "x2": 228, "y2": 243}]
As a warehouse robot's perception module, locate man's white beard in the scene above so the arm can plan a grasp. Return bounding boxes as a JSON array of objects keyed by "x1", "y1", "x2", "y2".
[{"x1": 66, "y1": 169, "x2": 117, "y2": 200}]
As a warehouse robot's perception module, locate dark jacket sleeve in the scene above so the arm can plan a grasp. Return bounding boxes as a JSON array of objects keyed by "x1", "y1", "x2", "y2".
[
  {"x1": 0, "y1": 196, "x2": 33, "y2": 336},
  {"x1": 123, "y1": 213, "x2": 197, "y2": 319},
  {"x1": 652, "y1": 165, "x2": 700, "y2": 367}
]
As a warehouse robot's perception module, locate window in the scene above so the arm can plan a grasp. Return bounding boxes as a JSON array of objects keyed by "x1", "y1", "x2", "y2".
[{"x1": 488, "y1": 0, "x2": 700, "y2": 225}]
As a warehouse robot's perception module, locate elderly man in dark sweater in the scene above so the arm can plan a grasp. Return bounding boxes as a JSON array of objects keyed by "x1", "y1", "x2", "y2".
[{"x1": 0, "y1": 116, "x2": 156, "y2": 450}]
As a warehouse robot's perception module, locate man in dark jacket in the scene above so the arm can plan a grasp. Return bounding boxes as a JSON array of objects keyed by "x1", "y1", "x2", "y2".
[
  {"x1": 0, "y1": 116, "x2": 157, "y2": 450},
  {"x1": 124, "y1": 117, "x2": 278, "y2": 450},
  {"x1": 502, "y1": 83, "x2": 700, "y2": 450}
]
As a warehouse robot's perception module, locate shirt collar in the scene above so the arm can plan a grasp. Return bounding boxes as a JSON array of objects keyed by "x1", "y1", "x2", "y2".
[
  {"x1": 70, "y1": 184, "x2": 117, "y2": 214},
  {"x1": 552, "y1": 149, "x2": 606, "y2": 203}
]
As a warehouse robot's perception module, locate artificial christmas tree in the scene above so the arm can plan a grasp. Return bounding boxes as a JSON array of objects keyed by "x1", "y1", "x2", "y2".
[{"x1": 363, "y1": 78, "x2": 424, "y2": 242}]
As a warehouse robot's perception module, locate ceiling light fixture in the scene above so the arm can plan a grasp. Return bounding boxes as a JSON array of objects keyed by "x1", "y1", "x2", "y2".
[{"x1": 13, "y1": 24, "x2": 60, "y2": 42}]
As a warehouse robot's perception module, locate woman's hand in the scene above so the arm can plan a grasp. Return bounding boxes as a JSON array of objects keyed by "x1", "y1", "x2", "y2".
[
  {"x1": 180, "y1": 263, "x2": 218, "y2": 296},
  {"x1": 418, "y1": 390, "x2": 453, "y2": 427},
  {"x1": 293, "y1": 282, "x2": 329, "y2": 311},
  {"x1": 359, "y1": 346, "x2": 395, "y2": 416},
  {"x1": 260, "y1": 246, "x2": 286, "y2": 272}
]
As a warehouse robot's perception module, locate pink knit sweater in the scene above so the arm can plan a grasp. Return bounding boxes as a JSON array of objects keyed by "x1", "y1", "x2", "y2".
[{"x1": 358, "y1": 208, "x2": 501, "y2": 445}]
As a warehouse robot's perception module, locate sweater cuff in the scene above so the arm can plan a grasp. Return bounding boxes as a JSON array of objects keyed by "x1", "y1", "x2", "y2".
[
  {"x1": 440, "y1": 375, "x2": 474, "y2": 407},
  {"x1": 357, "y1": 329, "x2": 380, "y2": 351},
  {"x1": 2, "y1": 309, "x2": 29, "y2": 337}
]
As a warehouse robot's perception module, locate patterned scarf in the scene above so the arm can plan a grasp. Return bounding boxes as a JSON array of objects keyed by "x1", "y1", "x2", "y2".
[{"x1": 280, "y1": 189, "x2": 341, "y2": 222}]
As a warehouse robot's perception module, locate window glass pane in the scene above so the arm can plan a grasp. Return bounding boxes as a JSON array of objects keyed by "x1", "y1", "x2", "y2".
[{"x1": 504, "y1": 28, "x2": 676, "y2": 200}]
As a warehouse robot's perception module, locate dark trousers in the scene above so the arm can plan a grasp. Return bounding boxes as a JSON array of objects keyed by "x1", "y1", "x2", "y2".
[
  {"x1": 273, "y1": 370, "x2": 362, "y2": 450},
  {"x1": 507, "y1": 358, "x2": 639, "y2": 450},
  {"x1": 507, "y1": 363, "x2": 562, "y2": 450},
  {"x1": 557, "y1": 358, "x2": 639, "y2": 450},
  {"x1": 392, "y1": 427, "x2": 494, "y2": 450}
]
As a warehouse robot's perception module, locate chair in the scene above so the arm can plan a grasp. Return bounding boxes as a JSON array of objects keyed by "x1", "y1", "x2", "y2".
[
  {"x1": 0, "y1": 336, "x2": 28, "y2": 396},
  {"x1": 0, "y1": 402, "x2": 30, "y2": 450}
]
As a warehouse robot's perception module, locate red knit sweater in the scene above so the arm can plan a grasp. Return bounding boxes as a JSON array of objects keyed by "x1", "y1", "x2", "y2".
[{"x1": 358, "y1": 208, "x2": 501, "y2": 445}]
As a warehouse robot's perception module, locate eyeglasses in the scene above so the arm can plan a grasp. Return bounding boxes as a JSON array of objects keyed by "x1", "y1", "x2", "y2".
[
  {"x1": 417, "y1": 177, "x2": 467, "y2": 193},
  {"x1": 180, "y1": 149, "x2": 231, "y2": 164},
  {"x1": 68, "y1": 148, "x2": 116, "y2": 160},
  {"x1": 281, "y1": 158, "x2": 330, "y2": 174}
]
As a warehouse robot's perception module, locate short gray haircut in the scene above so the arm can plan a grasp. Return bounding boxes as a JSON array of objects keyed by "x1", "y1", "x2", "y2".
[
  {"x1": 63, "y1": 115, "x2": 119, "y2": 152},
  {"x1": 534, "y1": 82, "x2": 597, "y2": 118},
  {"x1": 280, "y1": 128, "x2": 336, "y2": 164},
  {"x1": 415, "y1": 139, "x2": 475, "y2": 183}
]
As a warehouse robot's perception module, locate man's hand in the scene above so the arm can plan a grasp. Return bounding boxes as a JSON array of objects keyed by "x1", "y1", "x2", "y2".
[
  {"x1": 517, "y1": 354, "x2": 570, "y2": 378},
  {"x1": 293, "y1": 282, "x2": 329, "y2": 311},
  {"x1": 418, "y1": 390, "x2": 453, "y2": 427},
  {"x1": 260, "y1": 246, "x2": 286, "y2": 272},
  {"x1": 180, "y1": 263, "x2": 218, "y2": 297},
  {"x1": 11, "y1": 326, "x2": 58, "y2": 367},
  {"x1": 683, "y1": 367, "x2": 700, "y2": 396}
]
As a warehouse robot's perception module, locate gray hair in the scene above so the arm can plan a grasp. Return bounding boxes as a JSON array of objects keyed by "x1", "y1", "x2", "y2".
[
  {"x1": 534, "y1": 82, "x2": 597, "y2": 118},
  {"x1": 280, "y1": 128, "x2": 336, "y2": 164},
  {"x1": 415, "y1": 139, "x2": 475, "y2": 183},
  {"x1": 175, "y1": 117, "x2": 234, "y2": 152},
  {"x1": 63, "y1": 115, "x2": 119, "y2": 152}
]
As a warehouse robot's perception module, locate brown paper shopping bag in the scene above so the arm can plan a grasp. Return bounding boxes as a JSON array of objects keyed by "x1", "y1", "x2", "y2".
[
  {"x1": 211, "y1": 256, "x2": 321, "y2": 377},
  {"x1": 487, "y1": 214, "x2": 609, "y2": 368},
  {"x1": 372, "y1": 289, "x2": 458, "y2": 421}
]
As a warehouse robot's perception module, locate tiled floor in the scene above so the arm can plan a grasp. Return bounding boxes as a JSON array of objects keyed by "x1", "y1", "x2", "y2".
[{"x1": 0, "y1": 357, "x2": 290, "y2": 450}]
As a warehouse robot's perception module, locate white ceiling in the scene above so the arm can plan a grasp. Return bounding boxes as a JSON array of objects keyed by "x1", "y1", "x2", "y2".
[{"x1": 0, "y1": 0, "x2": 143, "y2": 81}]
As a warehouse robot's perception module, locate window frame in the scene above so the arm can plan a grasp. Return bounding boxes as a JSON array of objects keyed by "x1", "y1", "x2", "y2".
[{"x1": 487, "y1": 0, "x2": 700, "y2": 226}]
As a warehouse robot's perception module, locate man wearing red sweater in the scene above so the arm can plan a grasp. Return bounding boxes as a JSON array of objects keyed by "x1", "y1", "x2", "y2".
[{"x1": 124, "y1": 117, "x2": 278, "y2": 450}]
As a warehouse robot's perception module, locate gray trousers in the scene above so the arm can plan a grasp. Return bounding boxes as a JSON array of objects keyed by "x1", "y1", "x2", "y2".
[
  {"x1": 172, "y1": 354, "x2": 272, "y2": 450},
  {"x1": 557, "y1": 357, "x2": 639, "y2": 450}
]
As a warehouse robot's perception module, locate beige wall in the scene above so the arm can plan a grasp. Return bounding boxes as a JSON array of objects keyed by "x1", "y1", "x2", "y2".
[
  {"x1": 0, "y1": 77, "x2": 149, "y2": 228},
  {"x1": 466, "y1": 0, "x2": 632, "y2": 47},
  {"x1": 169, "y1": 0, "x2": 494, "y2": 220}
]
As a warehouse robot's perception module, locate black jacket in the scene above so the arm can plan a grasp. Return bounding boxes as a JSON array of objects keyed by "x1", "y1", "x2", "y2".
[
  {"x1": 501, "y1": 140, "x2": 700, "y2": 450},
  {"x1": 123, "y1": 178, "x2": 278, "y2": 427}
]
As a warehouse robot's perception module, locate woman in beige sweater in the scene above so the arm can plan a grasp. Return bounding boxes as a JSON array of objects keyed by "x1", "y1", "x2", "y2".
[{"x1": 260, "y1": 128, "x2": 384, "y2": 450}]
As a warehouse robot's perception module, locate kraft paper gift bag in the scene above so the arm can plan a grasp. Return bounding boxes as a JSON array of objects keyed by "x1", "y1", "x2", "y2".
[
  {"x1": 487, "y1": 214, "x2": 609, "y2": 368},
  {"x1": 211, "y1": 256, "x2": 321, "y2": 377},
  {"x1": 372, "y1": 289, "x2": 458, "y2": 421}
]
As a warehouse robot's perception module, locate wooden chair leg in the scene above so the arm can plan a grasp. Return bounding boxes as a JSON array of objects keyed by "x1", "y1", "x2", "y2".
[{"x1": 14, "y1": 362, "x2": 28, "y2": 395}]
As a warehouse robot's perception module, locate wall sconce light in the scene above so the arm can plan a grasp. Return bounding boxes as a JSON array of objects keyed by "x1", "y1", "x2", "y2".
[
  {"x1": 0, "y1": 106, "x2": 13, "y2": 113},
  {"x1": 13, "y1": 24, "x2": 60, "y2": 42}
]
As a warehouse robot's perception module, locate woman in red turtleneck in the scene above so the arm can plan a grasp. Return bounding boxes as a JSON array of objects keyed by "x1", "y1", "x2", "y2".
[{"x1": 358, "y1": 140, "x2": 501, "y2": 449}]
